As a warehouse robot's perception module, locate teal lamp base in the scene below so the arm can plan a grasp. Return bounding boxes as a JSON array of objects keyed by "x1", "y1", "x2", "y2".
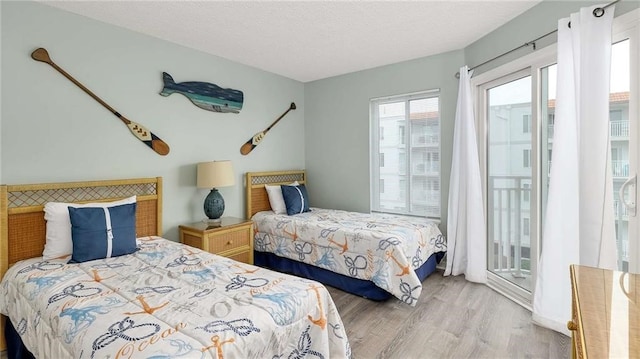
[{"x1": 204, "y1": 188, "x2": 225, "y2": 221}]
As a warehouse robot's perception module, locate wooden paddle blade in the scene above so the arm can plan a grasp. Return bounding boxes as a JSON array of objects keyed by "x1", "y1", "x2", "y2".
[
  {"x1": 151, "y1": 139, "x2": 171, "y2": 156},
  {"x1": 126, "y1": 121, "x2": 170, "y2": 155},
  {"x1": 240, "y1": 131, "x2": 266, "y2": 155},
  {"x1": 31, "y1": 48, "x2": 52, "y2": 64},
  {"x1": 240, "y1": 141, "x2": 254, "y2": 155}
]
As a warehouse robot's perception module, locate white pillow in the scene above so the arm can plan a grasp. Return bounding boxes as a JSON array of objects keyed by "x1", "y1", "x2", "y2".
[
  {"x1": 43, "y1": 195, "x2": 137, "y2": 260},
  {"x1": 265, "y1": 182, "x2": 298, "y2": 215}
]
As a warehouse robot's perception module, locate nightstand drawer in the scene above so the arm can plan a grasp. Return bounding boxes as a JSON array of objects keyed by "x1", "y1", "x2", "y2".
[
  {"x1": 207, "y1": 227, "x2": 251, "y2": 253},
  {"x1": 179, "y1": 218, "x2": 254, "y2": 264},
  {"x1": 225, "y1": 250, "x2": 251, "y2": 263}
]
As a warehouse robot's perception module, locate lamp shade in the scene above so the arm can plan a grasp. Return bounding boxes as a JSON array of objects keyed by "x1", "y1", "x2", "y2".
[{"x1": 197, "y1": 160, "x2": 235, "y2": 188}]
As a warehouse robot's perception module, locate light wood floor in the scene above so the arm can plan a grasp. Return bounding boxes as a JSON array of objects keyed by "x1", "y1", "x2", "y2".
[
  {"x1": 327, "y1": 270, "x2": 571, "y2": 359},
  {"x1": 0, "y1": 270, "x2": 569, "y2": 359}
]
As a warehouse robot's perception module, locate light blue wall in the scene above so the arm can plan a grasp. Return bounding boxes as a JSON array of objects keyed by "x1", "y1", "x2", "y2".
[
  {"x1": 465, "y1": 0, "x2": 640, "y2": 76},
  {"x1": 304, "y1": 50, "x2": 464, "y2": 232},
  {"x1": 1, "y1": 1, "x2": 305, "y2": 240}
]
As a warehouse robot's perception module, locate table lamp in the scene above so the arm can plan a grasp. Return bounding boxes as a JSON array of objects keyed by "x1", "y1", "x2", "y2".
[{"x1": 197, "y1": 160, "x2": 235, "y2": 223}]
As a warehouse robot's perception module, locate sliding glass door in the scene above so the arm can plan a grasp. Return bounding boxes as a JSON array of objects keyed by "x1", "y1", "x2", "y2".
[
  {"x1": 475, "y1": 11, "x2": 639, "y2": 309},
  {"x1": 485, "y1": 72, "x2": 534, "y2": 292}
]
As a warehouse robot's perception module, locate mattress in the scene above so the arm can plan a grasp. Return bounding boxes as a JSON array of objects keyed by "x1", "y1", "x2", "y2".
[
  {"x1": 252, "y1": 208, "x2": 447, "y2": 305},
  {"x1": 0, "y1": 236, "x2": 351, "y2": 358}
]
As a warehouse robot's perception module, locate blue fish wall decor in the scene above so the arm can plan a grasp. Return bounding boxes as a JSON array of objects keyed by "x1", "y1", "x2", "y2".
[{"x1": 159, "y1": 72, "x2": 244, "y2": 114}]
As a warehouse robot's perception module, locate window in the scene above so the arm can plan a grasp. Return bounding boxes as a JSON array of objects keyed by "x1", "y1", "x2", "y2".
[
  {"x1": 380, "y1": 127, "x2": 385, "y2": 141},
  {"x1": 523, "y1": 183, "x2": 530, "y2": 202},
  {"x1": 610, "y1": 110, "x2": 622, "y2": 122},
  {"x1": 523, "y1": 218, "x2": 530, "y2": 236},
  {"x1": 523, "y1": 149, "x2": 531, "y2": 168},
  {"x1": 523, "y1": 114, "x2": 531, "y2": 133},
  {"x1": 370, "y1": 90, "x2": 440, "y2": 218}
]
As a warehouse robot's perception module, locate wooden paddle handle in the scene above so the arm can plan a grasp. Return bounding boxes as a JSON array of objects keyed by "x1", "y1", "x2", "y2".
[
  {"x1": 240, "y1": 102, "x2": 296, "y2": 155},
  {"x1": 31, "y1": 48, "x2": 170, "y2": 156}
]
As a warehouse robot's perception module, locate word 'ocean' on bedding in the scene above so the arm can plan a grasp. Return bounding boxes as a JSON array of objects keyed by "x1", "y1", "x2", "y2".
[{"x1": 0, "y1": 237, "x2": 351, "y2": 358}]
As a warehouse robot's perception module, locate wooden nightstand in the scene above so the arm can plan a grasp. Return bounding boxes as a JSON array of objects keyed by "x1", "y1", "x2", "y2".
[{"x1": 179, "y1": 217, "x2": 254, "y2": 264}]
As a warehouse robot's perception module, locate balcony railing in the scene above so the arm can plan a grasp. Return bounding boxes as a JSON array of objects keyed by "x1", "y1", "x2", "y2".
[
  {"x1": 614, "y1": 199, "x2": 629, "y2": 219},
  {"x1": 488, "y1": 176, "x2": 531, "y2": 283},
  {"x1": 411, "y1": 134, "x2": 439, "y2": 147},
  {"x1": 547, "y1": 120, "x2": 628, "y2": 140},
  {"x1": 611, "y1": 120, "x2": 629, "y2": 138},
  {"x1": 489, "y1": 175, "x2": 630, "y2": 280},
  {"x1": 413, "y1": 163, "x2": 439, "y2": 175},
  {"x1": 612, "y1": 160, "x2": 629, "y2": 178}
]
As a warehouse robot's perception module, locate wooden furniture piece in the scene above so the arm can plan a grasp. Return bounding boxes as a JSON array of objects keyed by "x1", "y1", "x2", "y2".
[
  {"x1": 179, "y1": 217, "x2": 254, "y2": 264},
  {"x1": 568, "y1": 264, "x2": 639, "y2": 359},
  {"x1": 245, "y1": 170, "x2": 306, "y2": 219},
  {"x1": 0, "y1": 177, "x2": 163, "y2": 352}
]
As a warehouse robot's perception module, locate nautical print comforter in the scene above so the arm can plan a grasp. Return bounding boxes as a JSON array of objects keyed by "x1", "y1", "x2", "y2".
[
  {"x1": 0, "y1": 236, "x2": 351, "y2": 359},
  {"x1": 252, "y1": 208, "x2": 447, "y2": 306}
]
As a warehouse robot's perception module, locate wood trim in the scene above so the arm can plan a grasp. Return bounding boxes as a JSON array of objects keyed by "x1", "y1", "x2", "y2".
[
  {"x1": 245, "y1": 170, "x2": 306, "y2": 219},
  {"x1": 5, "y1": 177, "x2": 160, "y2": 192},
  {"x1": 156, "y1": 177, "x2": 163, "y2": 236},
  {"x1": 0, "y1": 185, "x2": 7, "y2": 292}
]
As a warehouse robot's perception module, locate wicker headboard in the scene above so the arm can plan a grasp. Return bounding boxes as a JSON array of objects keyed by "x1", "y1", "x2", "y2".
[
  {"x1": 245, "y1": 170, "x2": 306, "y2": 219},
  {"x1": 0, "y1": 177, "x2": 163, "y2": 280}
]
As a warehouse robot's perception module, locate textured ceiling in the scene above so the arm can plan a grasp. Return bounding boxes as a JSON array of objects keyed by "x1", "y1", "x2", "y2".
[{"x1": 38, "y1": 1, "x2": 542, "y2": 82}]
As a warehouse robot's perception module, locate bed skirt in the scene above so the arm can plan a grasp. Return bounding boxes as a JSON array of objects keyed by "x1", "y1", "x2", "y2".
[
  {"x1": 254, "y1": 251, "x2": 445, "y2": 301},
  {"x1": 4, "y1": 317, "x2": 35, "y2": 359}
]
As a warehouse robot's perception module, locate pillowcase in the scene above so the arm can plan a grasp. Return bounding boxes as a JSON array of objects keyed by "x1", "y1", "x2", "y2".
[
  {"x1": 265, "y1": 181, "x2": 299, "y2": 215},
  {"x1": 281, "y1": 184, "x2": 311, "y2": 215},
  {"x1": 68, "y1": 202, "x2": 138, "y2": 263},
  {"x1": 43, "y1": 196, "x2": 136, "y2": 260}
]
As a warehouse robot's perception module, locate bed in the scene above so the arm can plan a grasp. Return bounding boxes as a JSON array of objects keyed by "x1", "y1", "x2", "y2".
[
  {"x1": 245, "y1": 170, "x2": 447, "y2": 306},
  {"x1": 0, "y1": 177, "x2": 351, "y2": 358}
]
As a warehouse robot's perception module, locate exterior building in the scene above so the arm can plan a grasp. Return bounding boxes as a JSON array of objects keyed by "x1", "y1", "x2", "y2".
[
  {"x1": 378, "y1": 109, "x2": 441, "y2": 218},
  {"x1": 488, "y1": 91, "x2": 630, "y2": 288}
]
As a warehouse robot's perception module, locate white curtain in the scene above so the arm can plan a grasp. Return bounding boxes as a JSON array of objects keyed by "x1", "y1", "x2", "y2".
[
  {"x1": 533, "y1": 4, "x2": 617, "y2": 335},
  {"x1": 445, "y1": 65, "x2": 487, "y2": 283}
]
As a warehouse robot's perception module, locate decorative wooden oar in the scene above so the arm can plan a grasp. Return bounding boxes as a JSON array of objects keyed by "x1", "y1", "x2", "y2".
[
  {"x1": 240, "y1": 102, "x2": 296, "y2": 155},
  {"x1": 31, "y1": 48, "x2": 170, "y2": 156}
]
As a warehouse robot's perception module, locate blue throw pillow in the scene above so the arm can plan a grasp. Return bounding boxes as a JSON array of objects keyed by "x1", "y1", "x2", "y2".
[
  {"x1": 68, "y1": 203, "x2": 138, "y2": 263},
  {"x1": 281, "y1": 184, "x2": 311, "y2": 215}
]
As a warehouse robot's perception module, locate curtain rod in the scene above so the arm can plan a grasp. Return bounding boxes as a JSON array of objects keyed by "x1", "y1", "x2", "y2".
[{"x1": 455, "y1": 0, "x2": 621, "y2": 78}]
